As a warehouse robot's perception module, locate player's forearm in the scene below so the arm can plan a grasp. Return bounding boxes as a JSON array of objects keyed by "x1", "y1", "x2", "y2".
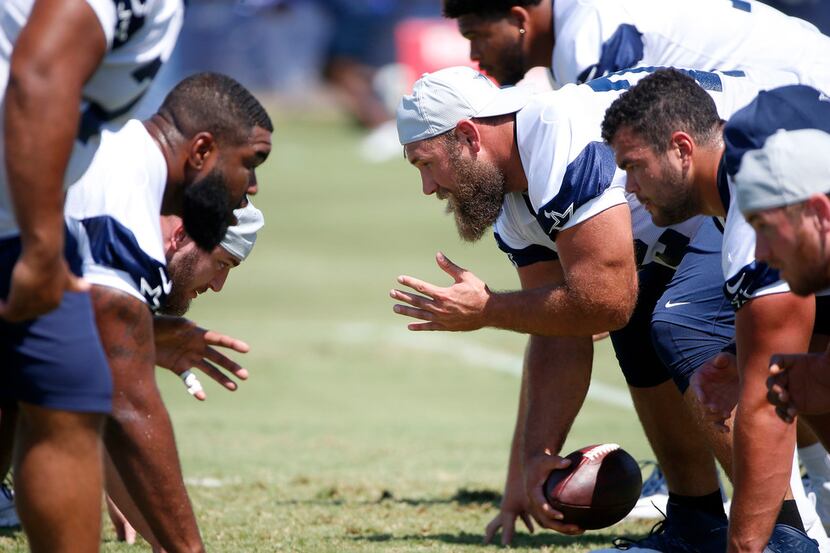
[
  {"x1": 728, "y1": 394, "x2": 793, "y2": 552},
  {"x1": 504, "y1": 356, "x2": 529, "y2": 486},
  {"x1": 728, "y1": 295, "x2": 814, "y2": 552},
  {"x1": 5, "y1": 46, "x2": 83, "y2": 249},
  {"x1": 485, "y1": 284, "x2": 631, "y2": 336},
  {"x1": 106, "y1": 396, "x2": 204, "y2": 553},
  {"x1": 521, "y1": 335, "x2": 593, "y2": 458},
  {"x1": 91, "y1": 287, "x2": 205, "y2": 553}
]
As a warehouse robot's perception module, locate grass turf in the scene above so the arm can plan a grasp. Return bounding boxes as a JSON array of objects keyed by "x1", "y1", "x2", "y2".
[{"x1": 0, "y1": 116, "x2": 656, "y2": 552}]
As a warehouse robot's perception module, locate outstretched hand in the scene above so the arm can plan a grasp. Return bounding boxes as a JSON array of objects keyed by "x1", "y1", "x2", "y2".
[
  {"x1": 390, "y1": 252, "x2": 491, "y2": 331},
  {"x1": 153, "y1": 316, "x2": 250, "y2": 400},
  {"x1": 691, "y1": 351, "x2": 738, "y2": 433}
]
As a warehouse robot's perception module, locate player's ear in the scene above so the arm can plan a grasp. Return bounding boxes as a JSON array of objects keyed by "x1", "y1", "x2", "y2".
[
  {"x1": 172, "y1": 224, "x2": 189, "y2": 250},
  {"x1": 806, "y1": 194, "x2": 830, "y2": 230},
  {"x1": 187, "y1": 131, "x2": 216, "y2": 171},
  {"x1": 671, "y1": 131, "x2": 694, "y2": 166},
  {"x1": 454, "y1": 120, "x2": 481, "y2": 153},
  {"x1": 508, "y1": 6, "x2": 531, "y2": 34}
]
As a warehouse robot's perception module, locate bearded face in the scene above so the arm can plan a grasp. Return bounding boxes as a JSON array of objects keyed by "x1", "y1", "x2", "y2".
[{"x1": 440, "y1": 138, "x2": 506, "y2": 242}]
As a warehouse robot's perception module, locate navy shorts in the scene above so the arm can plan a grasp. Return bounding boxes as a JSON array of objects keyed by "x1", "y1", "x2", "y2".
[
  {"x1": 651, "y1": 219, "x2": 735, "y2": 393},
  {"x1": 611, "y1": 219, "x2": 735, "y2": 392},
  {"x1": 0, "y1": 231, "x2": 112, "y2": 413},
  {"x1": 610, "y1": 260, "x2": 676, "y2": 389}
]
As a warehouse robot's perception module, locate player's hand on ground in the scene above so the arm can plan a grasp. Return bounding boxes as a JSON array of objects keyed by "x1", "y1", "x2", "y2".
[
  {"x1": 767, "y1": 352, "x2": 830, "y2": 422},
  {"x1": 153, "y1": 315, "x2": 250, "y2": 400},
  {"x1": 524, "y1": 449, "x2": 584, "y2": 536},
  {"x1": 390, "y1": 252, "x2": 491, "y2": 331},
  {"x1": 484, "y1": 470, "x2": 534, "y2": 545},
  {"x1": 691, "y1": 351, "x2": 738, "y2": 433},
  {"x1": 0, "y1": 248, "x2": 88, "y2": 322}
]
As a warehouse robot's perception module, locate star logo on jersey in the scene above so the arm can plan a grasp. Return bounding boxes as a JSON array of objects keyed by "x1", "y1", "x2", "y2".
[
  {"x1": 139, "y1": 267, "x2": 173, "y2": 311},
  {"x1": 542, "y1": 203, "x2": 574, "y2": 234}
]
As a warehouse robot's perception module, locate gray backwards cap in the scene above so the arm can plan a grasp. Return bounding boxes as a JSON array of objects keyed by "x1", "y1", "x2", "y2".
[
  {"x1": 724, "y1": 85, "x2": 830, "y2": 214},
  {"x1": 220, "y1": 199, "x2": 264, "y2": 261},
  {"x1": 396, "y1": 66, "x2": 531, "y2": 145}
]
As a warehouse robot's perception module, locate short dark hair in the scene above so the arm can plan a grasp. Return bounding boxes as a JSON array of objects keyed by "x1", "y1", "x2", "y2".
[
  {"x1": 159, "y1": 72, "x2": 273, "y2": 146},
  {"x1": 601, "y1": 69, "x2": 722, "y2": 151},
  {"x1": 443, "y1": 0, "x2": 542, "y2": 19}
]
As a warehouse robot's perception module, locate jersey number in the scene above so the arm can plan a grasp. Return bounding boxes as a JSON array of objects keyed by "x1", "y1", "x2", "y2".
[{"x1": 634, "y1": 228, "x2": 690, "y2": 269}]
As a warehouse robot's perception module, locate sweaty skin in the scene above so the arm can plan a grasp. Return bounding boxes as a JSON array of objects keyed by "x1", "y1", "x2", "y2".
[{"x1": 92, "y1": 285, "x2": 206, "y2": 553}]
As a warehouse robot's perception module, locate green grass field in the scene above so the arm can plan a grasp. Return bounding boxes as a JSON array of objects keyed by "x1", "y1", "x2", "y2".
[{"x1": 0, "y1": 115, "x2": 656, "y2": 552}]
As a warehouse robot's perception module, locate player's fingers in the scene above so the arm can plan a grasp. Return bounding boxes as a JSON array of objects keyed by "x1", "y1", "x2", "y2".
[
  {"x1": 194, "y1": 359, "x2": 237, "y2": 391},
  {"x1": 435, "y1": 252, "x2": 466, "y2": 282},
  {"x1": 204, "y1": 346, "x2": 248, "y2": 379},
  {"x1": 483, "y1": 515, "x2": 502, "y2": 544},
  {"x1": 389, "y1": 289, "x2": 434, "y2": 310},
  {"x1": 530, "y1": 486, "x2": 565, "y2": 523},
  {"x1": 520, "y1": 511, "x2": 535, "y2": 534},
  {"x1": 396, "y1": 275, "x2": 439, "y2": 297},
  {"x1": 203, "y1": 330, "x2": 250, "y2": 353},
  {"x1": 393, "y1": 304, "x2": 435, "y2": 321},
  {"x1": 407, "y1": 321, "x2": 443, "y2": 331}
]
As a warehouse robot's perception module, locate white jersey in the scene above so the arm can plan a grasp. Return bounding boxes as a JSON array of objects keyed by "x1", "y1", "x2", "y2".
[
  {"x1": 551, "y1": 0, "x2": 830, "y2": 92},
  {"x1": 494, "y1": 67, "x2": 796, "y2": 273},
  {"x1": 719, "y1": 85, "x2": 830, "y2": 308},
  {"x1": 0, "y1": 0, "x2": 184, "y2": 239},
  {"x1": 64, "y1": 120, "x2": 170, "y2": 311}
]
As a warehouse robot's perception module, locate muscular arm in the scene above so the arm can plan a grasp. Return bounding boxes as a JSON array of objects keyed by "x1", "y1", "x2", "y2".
[
  {"x1": 393, "y1": 204, "x2": 637, "y2": 336},
  {"x1": 728, "y1": 292, "x2": 814, "y2": 553},
  {"x1": 1, "y1": 0, "x2": 106, "y2": 318},
  {"x1": 486, "y1": 260, "x2": 594, "y2": 540},
  {"x1": 91, "y1": 286, "x2": 205, "y2": 553}
]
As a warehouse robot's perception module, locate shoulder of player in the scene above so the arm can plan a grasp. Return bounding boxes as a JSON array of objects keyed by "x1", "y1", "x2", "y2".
[{"x1": 83, "y1": 0, "x2": 183, "y2": 51}]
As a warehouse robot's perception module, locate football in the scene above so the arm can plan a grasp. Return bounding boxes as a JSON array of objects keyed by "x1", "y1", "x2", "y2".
[{"x1": 543, "y1": 444, "x2": 642, "y2": 530}]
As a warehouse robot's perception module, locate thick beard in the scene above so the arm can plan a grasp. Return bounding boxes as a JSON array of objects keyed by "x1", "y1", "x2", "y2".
[
  {"x1": 786, "y1": 222, "x2": 830, "y2": 296},
  {"x1": 490, "y1": 39, "x2": 526, "y2": 86},
  {"x1": 444, "y1": 147, "x2": 506, "y2": 242},
  {"x1": 650, "y1": 159, "x2": 698, "y2": 227},
  {"x1": 160, "y1": 247, "x2": 200, "y2": 316}
]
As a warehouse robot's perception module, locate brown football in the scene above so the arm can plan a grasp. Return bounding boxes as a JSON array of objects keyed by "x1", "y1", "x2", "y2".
[{"x1": 543, "y1": 444, "x2": 642, "y2": 530}]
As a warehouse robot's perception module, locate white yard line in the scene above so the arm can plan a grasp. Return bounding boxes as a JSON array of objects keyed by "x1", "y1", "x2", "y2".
[{"x1": 336, "y1": 322, "x2": 633, "y2": 411}]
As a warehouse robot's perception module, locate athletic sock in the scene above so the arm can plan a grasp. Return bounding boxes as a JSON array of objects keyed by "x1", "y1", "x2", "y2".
[
  {"x1": 668, "y1": 490, "x2": 727, "y2": 522},
  {"x1": 777, "y1": 499, "x2": 806, "y2": 532},
  {"x1": 799, "y1": 443, "x2": 830, "y2": 480}
]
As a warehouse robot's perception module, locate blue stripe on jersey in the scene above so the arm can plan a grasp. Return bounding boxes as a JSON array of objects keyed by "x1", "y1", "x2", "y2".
[
  {"x1": 731, "y1": 0, "x2": 752, "y2": 12},
  {"x1": 80, "y1": 216, "x2": 171, "y2": 311},
  {"x1": 535, "y1": 142, "x2": 617, "y2": 238},
  {"x1": 586, "y1": 67, "x2": 728, "y2": 93},
  {"x1": 576, "y1": 24, "x2": 644, "y2": 83},
  {"x1": 725, "y1": 85, "x2": 830, "y2": 176},
  {"x1": 723, "y1": 261, "x2": 781, "y2": 310},
  {"x1": 494, "y1": 232, "x2": 558, "y2": 268}
]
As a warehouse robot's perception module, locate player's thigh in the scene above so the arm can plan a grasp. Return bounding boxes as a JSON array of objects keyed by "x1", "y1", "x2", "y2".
[
  {"x1": 610, "y1": 261, "x2": 676, "y2": 388},
  {"x1": 0, "y1": 233, "x2": 112, "y2": 414},
  {"x1": 651, "y1": 219, "x2": 734, "y2": 394}
]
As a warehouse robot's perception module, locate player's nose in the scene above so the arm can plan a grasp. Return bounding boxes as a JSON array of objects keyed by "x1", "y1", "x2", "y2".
[
  {"x1": 421, "y1": 174, "x2": 438, "y2": 196},
  {"x1": 754, "y1": 235, "x2": 771, "y2": 263},
  {"x1": 625, "y1": 174, "x2": 639, "y2": 194},
  {"x1": 209, "y1": 268, "x2": 230, "y2": 292}
]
